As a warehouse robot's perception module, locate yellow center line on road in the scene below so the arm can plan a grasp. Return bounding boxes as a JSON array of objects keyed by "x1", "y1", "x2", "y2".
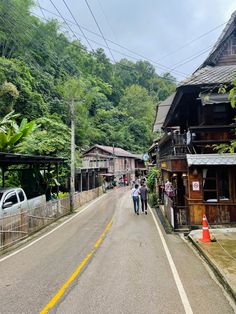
[{"x1": 40, "y1": 219, "x2": 113, "y2": 314}]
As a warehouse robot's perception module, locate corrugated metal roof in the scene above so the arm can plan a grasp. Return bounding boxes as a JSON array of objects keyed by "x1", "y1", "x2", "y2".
[
  {"x1": 94, "y1": 145, "x2": 136, "y2": 158},
  {"x1": 179, "y1": 65, "x2": 236, "y2": 86},
  {"x1": 187, "y1": 153, "x2": 236, "y2": 166},
  {"x1": 153, "y1": 93, "x2": 176, "y2": 132}
]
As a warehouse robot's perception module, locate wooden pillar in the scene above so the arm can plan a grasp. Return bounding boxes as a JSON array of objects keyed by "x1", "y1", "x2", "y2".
[
  {"x1": 93, "y1": 170, "x2": 96, "y2": 188},
  {"x1": 87, "y1": 171, "x2": 89, "y2": 190},
  {"x1": 2, "y1": 167, "x2": 5, "y2": 188},
  {"x1": 80, "y1": 172, "x2": 82, "y2": 192}
]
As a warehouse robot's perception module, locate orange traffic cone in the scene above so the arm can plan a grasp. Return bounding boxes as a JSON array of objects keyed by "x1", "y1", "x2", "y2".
[{"x1": 199, "y1": 215, "x2": 211, "y2": 243}]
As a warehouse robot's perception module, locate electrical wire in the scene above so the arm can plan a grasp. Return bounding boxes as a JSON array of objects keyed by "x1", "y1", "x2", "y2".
[
  {"x1": 4, "y1": 1, "x2": 226, "y2": 88},
  {"x1": 35, "y1": 6, "x2": 188, "y2": 76},
  {"x1": 37, "y1": 5, "x2": 227, "y2": 75},
  {"x1": 171, "y1": 45, "x2": 214, "y2": 71},
  {"x1": 156, "y1": 21, "x2": 228, "y2": 62},
  {"x1": 49, "y1": 0, "x2": 84, "y2": 46},
  {"x1": 4, "y1": 5, "x2": 225, "y2": 90},
  {"x1": 84, "y1": 0, "x2": 116, "y2": 63},
  {"x1": 30, "y1": 11, "x2": 183, "y2": 83},
  {"x1": 95, "y1": 0, "x2": 118, "y2": 42},
  {"x1": 0, "y1": 7, "x2": 178, "y2": 90},
  {"x1": 36, "y1": 0, "x2": 47, "y2": 21},
  {"x1": 33, "y1": 6, "x2": 186, "y2": 77},
  {"x1": 62, "y1": 0, "x2": 94, "y2": 52},
  {"x1": 19, "y1": 7, "x2": 228, "y2": 89}
]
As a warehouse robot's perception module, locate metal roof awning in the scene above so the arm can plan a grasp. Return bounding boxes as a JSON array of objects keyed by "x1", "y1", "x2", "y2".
[
  {"x1": 153, "y1": 93, "x2": 176, "y2": 132},
  {"x1": 187, "y1": 154, "x2": 236, "y2": 166},
  {"x1": 0, "y1": 152, "x2": 65, "y2": 165},
  {"x1": 99, "y1": 173, "x2": 114, "y2": 176}
]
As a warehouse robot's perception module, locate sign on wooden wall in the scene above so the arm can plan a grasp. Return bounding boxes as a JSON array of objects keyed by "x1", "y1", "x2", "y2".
[{"x1": 192, "y1": 181, "x2": 200, "y2": 191}]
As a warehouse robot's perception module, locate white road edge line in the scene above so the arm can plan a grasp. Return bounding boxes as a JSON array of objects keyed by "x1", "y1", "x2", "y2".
[
  {"x1": 0, "y1": 194, "x2": 106, "y2": 263},
  {"x1": 148, "y1": 205, "x2": 193, "y2": 314}
]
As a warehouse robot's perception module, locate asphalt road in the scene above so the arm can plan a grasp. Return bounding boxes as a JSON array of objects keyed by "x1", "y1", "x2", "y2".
[{"x1": 0, "y1": 188, "x2": 235, "y2": 314}]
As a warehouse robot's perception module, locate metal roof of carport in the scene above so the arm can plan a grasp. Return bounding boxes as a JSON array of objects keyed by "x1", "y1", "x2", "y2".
[
  {"x1": 0, "y1": 152, "x2": 66, "y2": 165},
  {"x1": 186, "y1": 154, "x2": 236, "y2": 166}
]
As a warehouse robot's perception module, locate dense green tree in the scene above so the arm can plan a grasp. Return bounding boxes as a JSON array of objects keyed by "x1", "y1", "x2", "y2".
[
  {"x1": 0, "y1": 0, "x2": 34, "y2": 58},
  {"x1": 18, "y1": 114, "x2": 70, "y2": 157},
  {"x1": 0, "y1": 58, "x2": 48, "y2": 118},
  {"x1": 0, "y1": 0, "x2": 176, "y2": 159}
]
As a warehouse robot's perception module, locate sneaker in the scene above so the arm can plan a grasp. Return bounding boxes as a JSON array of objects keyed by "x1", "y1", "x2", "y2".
[{"x1": 137, "y1": 212, "x2": 139, "y2": 215}]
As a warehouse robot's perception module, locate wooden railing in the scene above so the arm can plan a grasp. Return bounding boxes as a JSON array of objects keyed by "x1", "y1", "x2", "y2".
[
  {"x1": 159, "y1": 133, "x2": 192, "y2": 158},
  {"x1": 159, "y1": 125, "x2": 236, "y2": 157}
]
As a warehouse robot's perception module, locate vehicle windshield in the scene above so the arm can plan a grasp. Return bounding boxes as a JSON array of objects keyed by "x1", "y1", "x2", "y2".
[{"x1": 0, "y1": 192, "x2": 3, "y2": 201}]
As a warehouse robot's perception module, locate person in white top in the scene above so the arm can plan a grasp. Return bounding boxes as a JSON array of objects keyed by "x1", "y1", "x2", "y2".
[{"x1": 131, "y1": 184, "x2": 140, "y2": 215}]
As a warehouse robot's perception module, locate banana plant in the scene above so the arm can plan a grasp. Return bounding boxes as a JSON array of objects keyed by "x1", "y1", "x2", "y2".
[{"x1": 0, "y1": 111, "x2": 38, "y2": 152}]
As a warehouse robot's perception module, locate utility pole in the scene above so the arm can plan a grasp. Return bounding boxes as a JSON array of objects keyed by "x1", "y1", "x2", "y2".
[
  {"x1": 113, "y1": 143, "x2": 115, "y2": 175},
  {"x1": 70, "y1": 98, "x2": 75, "y2": 213}
]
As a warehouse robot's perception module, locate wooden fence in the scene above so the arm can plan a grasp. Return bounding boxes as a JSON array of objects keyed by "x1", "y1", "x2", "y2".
[{"x1": 0, "y1": 187, "x2": 103, "y2": 251}]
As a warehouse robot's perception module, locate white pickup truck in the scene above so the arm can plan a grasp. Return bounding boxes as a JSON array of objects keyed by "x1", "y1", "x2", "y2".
[{"x1": 0, "y1": 187, "x2": 46, "y2": 219}]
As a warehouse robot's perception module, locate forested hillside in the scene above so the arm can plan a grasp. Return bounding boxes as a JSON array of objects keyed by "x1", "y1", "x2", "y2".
[{"x1": 0, "y1": 0, "x2": 176, "y2": 158}]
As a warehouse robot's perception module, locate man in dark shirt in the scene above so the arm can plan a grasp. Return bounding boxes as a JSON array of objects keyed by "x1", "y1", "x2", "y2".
[{"x1": 139, "y1": 183, "x2": 148, "y2": 214}]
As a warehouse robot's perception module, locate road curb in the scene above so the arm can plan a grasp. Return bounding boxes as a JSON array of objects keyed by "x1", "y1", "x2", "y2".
[
  {"x1": 153, "y1": 206, "x2": 173, "y2": 234},
  {"x1": 188, "y1": 234, "x2": 236, "y2": 304}
]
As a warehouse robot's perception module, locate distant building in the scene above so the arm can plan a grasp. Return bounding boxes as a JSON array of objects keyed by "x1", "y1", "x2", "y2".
[{"x1": 82, "y1": 144, "x2": 146, "y2": 183}]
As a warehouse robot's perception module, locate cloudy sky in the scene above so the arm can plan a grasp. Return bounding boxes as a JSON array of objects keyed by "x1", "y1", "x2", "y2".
[{"x1": 34, "y1": 0, "x2": 236, "y2": 82}]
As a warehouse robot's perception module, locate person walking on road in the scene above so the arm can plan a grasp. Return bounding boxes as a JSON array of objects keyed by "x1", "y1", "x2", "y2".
[
  {"x1": 140, "y1": 183, "x2": 148, "y2": 214},
  {"x1": 131, "y1": 183, "x2": 140, "y2": 215}
]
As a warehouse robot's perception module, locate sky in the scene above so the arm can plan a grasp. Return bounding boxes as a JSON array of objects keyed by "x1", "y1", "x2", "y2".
[{"x1": 33, "y1": 0, "x2": 236, "y2": 83}]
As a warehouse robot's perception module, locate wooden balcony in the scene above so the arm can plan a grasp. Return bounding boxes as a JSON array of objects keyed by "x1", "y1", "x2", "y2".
[
  {"x1": 159, "y1": 125, "x2": 236, "y2": 158},
  {"x1": 158, "y1": 132, "x2": 193, "y2": 159}
]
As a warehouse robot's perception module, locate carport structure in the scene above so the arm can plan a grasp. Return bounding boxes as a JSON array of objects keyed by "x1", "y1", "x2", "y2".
[{"x1": 0, "y1": 152, "x2": 65, "y2": 198}]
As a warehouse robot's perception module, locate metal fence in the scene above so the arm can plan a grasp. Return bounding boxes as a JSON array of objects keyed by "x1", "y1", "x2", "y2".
[{"x1": 0, "y1": 187, "x2": 103, "y2": 251}]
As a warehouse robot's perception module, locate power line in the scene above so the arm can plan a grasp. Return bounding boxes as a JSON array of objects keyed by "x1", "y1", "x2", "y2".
[
  {"x1": 36, "y1": 0, "x2": 47, "y2": 21},
  {"x1": 6, "y1": 2, "x2": 206, "y2": 87},
  {"x1": 62, "y1": 0, "x2": 94, "y2": 52},
  {"x1": 49, "y1": 0, "x2": 85, "y2": 46},
  {"x1": 31, "y1": 11, "x2": 182, "y2": 81},
  {"x1": 0, "y1": 6, "x2": 178, "y2": 88},
  {"x1": 37, "y1": 5, "x2": 227, "y2": 75},
  {"x1": 84, "y1": 0, "x2": 116, "y2": 63},
  {"x1": 34, "y1": 5, "x2": 186, "y2": 77},
  {"x1": 95, "y1": 0, "x2": 118, "y2": 42},
  {"x1": 171, "y1": 45, "x2": 214, "y2": 70},
  {"x1": 3, "y1": 5, "x2": 178, "y2": 85},
  {"x1": 156, "y1": 21, "x2": 227, "y2": 62},
  {"x1": 30, "y1": 7, "x2": 221, "y2": 87},
  {"x1": 1, "y1": 3, "x2": 226, "y2": 93}
]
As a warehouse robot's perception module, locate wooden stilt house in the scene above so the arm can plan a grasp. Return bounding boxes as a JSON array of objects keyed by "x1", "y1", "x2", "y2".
[{"x1": 152, "y1": 11, "x2": 236, "y2": 229}]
